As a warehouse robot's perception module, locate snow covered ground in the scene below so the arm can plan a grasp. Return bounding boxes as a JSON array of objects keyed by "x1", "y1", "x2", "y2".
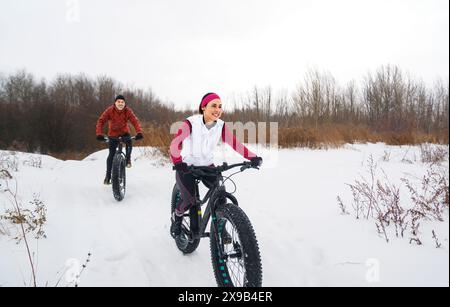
[{"x1": 0, "y1": 143, "x2": 448, "y2": 287}]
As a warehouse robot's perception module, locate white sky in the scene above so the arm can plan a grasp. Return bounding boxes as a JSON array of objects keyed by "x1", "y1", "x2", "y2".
[{"x1": 0, "y1": 0, "x2": 448, "y2": 109}]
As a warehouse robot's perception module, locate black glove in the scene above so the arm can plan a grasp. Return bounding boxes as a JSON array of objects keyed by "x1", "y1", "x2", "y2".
[
  {"x1": 174, "y1": 162, "x2": 188, "y2": 173},
  {"x1": 135, "y1": 133, "x2": 143, "y2": 140},
  {"x1": 250, "y1": 156, "x2": 263, "y2": 167},
  {"x1": 97, "y1": 135, "x2": 106, "y2": 141}
]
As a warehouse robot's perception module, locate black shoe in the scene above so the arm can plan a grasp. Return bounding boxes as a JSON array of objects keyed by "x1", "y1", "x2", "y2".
[
  {"x1": 126, "y1": 160, "x2": 132, "y2": 168},
  {"x1": 170, "y1": 213, "x2": 183, "y2": 238},
  {"x1": 104, "y1": 176, "x2": 111, "y2": 185}
]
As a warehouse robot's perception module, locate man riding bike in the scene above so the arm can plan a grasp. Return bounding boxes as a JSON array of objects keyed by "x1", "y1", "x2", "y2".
[{"x1": 96, "y1": 95, "x2": 143, "y2": 185}]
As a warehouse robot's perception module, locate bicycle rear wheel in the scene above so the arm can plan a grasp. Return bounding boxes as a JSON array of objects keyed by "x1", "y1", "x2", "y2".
[{"x1": 170, "y1": 184, "x2": 201, "y2": 254}]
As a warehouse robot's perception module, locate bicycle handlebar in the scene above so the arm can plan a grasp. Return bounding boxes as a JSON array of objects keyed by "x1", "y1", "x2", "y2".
[
  {"x1": 104, "y1": 136, "x2": 136, "y2": 143},
  {"x1": 173, "y1": 161, "x2": 258, "y2": 177}
]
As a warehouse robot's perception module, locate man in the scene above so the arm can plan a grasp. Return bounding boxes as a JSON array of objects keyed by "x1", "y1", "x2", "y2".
[{"x1": 96, "y1": 95, "x2": 143, "y2": 184}]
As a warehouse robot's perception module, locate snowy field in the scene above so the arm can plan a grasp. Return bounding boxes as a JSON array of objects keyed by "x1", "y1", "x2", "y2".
[{"x1": 0, "y1": 143, "x2": 448, "y2": 287}]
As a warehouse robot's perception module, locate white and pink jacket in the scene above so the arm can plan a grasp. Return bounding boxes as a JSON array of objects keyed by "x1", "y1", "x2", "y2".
[{"x1": 170, "y1": 114, "x2": 256, "y2": 166}]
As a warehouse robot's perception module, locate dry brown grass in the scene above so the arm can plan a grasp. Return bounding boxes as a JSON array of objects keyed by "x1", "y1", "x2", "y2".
[
  {"x1": 27, "y1": 121, "x2": 448, "y2": 160},
  {"x1": 278, "y1": 124, "x2": 378, "y2": 149},
  {"x1": 138, "y1": 123, "x2": 172, "y2": 159},
  {"x1": 278, "y1": 124, "x2": 448, "y2": 149},
  {"x1": 139, "y1": 123, "x2": 173, "y2": 148}
]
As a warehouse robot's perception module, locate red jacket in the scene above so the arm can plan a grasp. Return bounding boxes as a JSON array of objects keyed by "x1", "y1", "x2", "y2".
[{"x1": 96, "y1": 105, "x2": 143, "y2": 137}]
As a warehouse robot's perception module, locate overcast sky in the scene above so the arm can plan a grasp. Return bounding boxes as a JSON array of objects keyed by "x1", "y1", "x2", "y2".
[{"x1": 0, "y1": 0, "x2": 448, "y2": 109}]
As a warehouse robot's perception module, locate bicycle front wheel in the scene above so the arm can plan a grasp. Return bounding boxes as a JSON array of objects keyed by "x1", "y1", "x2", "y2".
[
  {"x1": 210, "y1": 203, "x2": 262, "y2": 287},
  {"x1": 112, "y1": 154, "x2": 126, "y2": 201}
]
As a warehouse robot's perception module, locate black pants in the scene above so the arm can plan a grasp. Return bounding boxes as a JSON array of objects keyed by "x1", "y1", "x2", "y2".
[
  {"x1": 175, "y1": 170, "x2": 216, "y2": 215},
  {"x1": 106, "y1": 133, "x2": 132, "y2": 179}
]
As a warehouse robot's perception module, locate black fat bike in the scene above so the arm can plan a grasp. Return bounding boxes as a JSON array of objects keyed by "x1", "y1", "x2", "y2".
[
  {"x1": 105, "y1": 135, "x2": 136, "y2": 201},
  {"x1": 171, "y1": 161, "x2": 262, "y2": 287}
]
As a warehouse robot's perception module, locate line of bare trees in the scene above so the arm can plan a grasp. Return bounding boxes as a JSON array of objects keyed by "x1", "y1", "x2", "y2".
[
  {"x1": 223, "y1": 65, "x2": 448, "y2": 146},
  {"x1": 226, "y1": 65, "x2": 448, "y2": 135},
  {"x1": 0, "y1": 64, "x2": 448, "y2": 156},
  {"x1": 0, "y1": 70, "x2": 185, "y2": 154}
]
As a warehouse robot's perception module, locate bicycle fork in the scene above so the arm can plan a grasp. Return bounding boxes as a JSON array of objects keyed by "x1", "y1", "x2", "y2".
[{"x1": 210, "y1": 189, "x2": 231, "y2": 260}]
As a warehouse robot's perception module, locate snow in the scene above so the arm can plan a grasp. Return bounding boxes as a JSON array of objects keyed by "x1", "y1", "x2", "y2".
[{"x1": 0, "y1": 143, "x2": 448, "y2": 287}]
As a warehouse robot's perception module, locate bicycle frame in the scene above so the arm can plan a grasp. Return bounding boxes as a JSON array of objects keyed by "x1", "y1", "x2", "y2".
[
  {"x1": 107, "y1": 136, "x2": 133, "y2": 156},
  {"x1": 188, "y1": 175, "x2": 227, "y2": 239},
  {"x1": 116, "y1": 141, "x2": 125, "y2": 157},
  {"x1": 178, "y1": 162, "x2": 251, "y2": 237},
  {"x1": 183, "y1": 163, "x2": 253, "y2": 259}
]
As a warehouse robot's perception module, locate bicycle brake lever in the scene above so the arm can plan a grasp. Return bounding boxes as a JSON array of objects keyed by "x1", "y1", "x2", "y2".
[
  {"x1": 241, "y1": 164, "x2": 254, "y2": 171},
  {"x1": 249, "y1": 164, "x2": 259, "y2": 170}
]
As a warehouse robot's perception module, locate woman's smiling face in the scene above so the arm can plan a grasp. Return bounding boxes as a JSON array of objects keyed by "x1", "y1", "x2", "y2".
[{"x1": 202, "y1": 99, "x2": 223, "y2": 123}]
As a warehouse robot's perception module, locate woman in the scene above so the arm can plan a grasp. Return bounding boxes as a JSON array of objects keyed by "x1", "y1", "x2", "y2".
[{"x1": 169, "y1": 92, "x2": 262, "y2": 237}]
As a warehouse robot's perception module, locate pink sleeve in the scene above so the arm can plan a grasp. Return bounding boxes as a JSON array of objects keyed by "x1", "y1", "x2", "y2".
[
  {"x1": 221, "y1": 123, "x2": 257, "y2": 160},
  {"x1": 170, "y1": 120, "x2": 191, "y2": 165}
]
